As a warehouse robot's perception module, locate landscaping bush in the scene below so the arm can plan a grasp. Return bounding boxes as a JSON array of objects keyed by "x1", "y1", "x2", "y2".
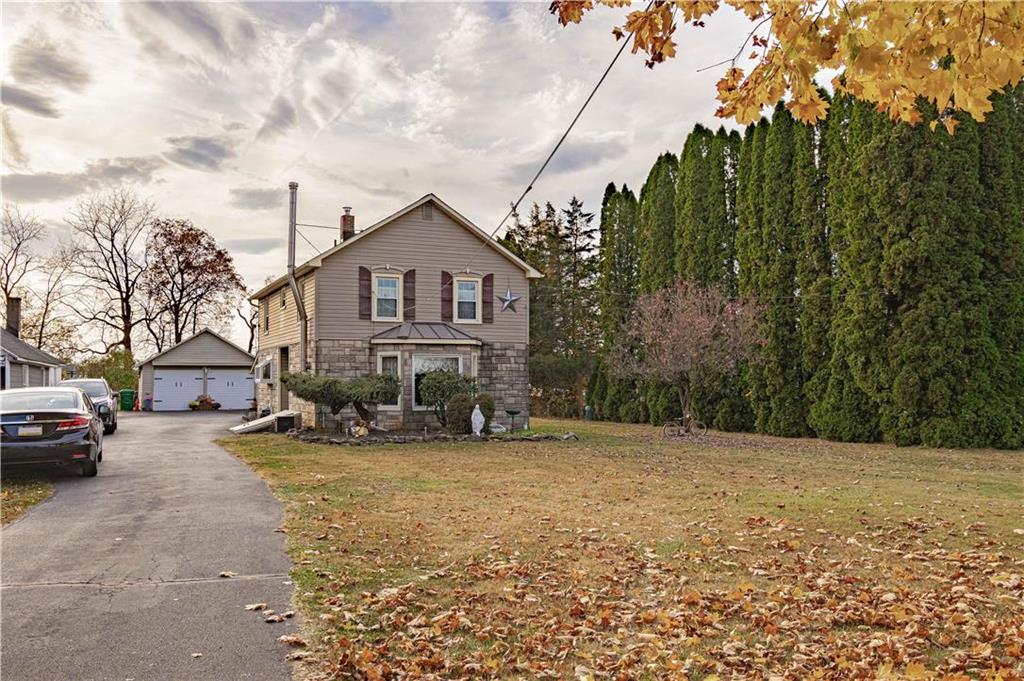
[
  {"x1": 419, "y1": 370, "x2": 477, "y2": 427},
  {"x1": 445, "y1": 393, "x2": 495, "y2": 434},
  {"x1": 282, "y1": 372, "x2": 399, "y2": 422}
]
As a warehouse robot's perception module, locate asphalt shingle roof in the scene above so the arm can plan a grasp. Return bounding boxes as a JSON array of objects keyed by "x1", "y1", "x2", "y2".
[{"x1": 0, "y1": 330, "x2": 64, "y2": 366}]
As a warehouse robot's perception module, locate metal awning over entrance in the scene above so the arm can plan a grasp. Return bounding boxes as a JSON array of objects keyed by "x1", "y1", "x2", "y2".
[{"x1": 370, "y1": 322, "x2": 481, "y2": 346}]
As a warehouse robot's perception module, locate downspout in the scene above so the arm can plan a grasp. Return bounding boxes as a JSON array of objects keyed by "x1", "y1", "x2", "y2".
[{"x1": 286, "y1": 182, "x2": 309, "y2": 372}]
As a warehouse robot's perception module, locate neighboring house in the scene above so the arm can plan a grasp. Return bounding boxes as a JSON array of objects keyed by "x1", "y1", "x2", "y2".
[
  {"x1": 0, "y1": 298, "x2": 64, "y2": 390},
  {"x1": 251, "y1": 193, "x2": 541, "y2": 430},
  {"x1": 137, "y1": 329, "x2": 255, "y2": 411}
]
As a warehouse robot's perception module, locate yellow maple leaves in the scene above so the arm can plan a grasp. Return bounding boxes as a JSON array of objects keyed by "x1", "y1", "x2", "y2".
[{"x1": 549, "y1": 0, "x2": 1024, "y2": 129}]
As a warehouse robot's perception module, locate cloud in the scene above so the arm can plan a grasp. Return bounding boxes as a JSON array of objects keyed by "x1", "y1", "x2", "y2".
[
  {"x1": 2, "y1": 156, "x2": 165, "y2": 202},
  {"x1": 256, "y1": 95, "x2": 297, "y2": 141},
  {"x1": 1, "y1": 84, "x2": 61, "y2": 118},
  {"x1": 2, "y1": 111, "x2": 30, "y2": 169},
  {"x1": 222, "y1": 237, "x2": 283, "y2": 255},
  {"x1": 140, "y1": 2, "x2": 229, "y2": 55},
  {"x1": 164, "y1": 135, "x2": 236, "y2": 171},
  {"x1": 229, "y1": 187, "x2": 284, "y2": 210},
  {"x1": 504, "y1": 133, "x2": 631, "y2": 182},
  {"x1": 9, "y1": 33, "x2": 91, "y2": 92}
]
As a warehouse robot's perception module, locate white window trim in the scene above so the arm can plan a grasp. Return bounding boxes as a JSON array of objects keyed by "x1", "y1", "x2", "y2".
[
  {"x1": 412, "y1": 354, "x2": 464, "y2": 410},
  {"x1": 453, "y1": 276, "x2": 482, "y2": 324},
  {"x1": 376, "y1": 352, "x2": 402, "y2": 410},
  {"x1": 372, "y1": 272, "x2": 403, "y2": 322}
]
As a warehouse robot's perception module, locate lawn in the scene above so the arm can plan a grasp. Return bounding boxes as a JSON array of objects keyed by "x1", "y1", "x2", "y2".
[
  {"x1": 1, "y1": 469, "x2": 56, "y2": 525},
  {"x1": 219, "y1": 419, "x2": 1023, "y2": 680}
]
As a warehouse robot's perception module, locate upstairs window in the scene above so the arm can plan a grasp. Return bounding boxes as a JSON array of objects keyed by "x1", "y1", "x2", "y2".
[
  {"x1": 263, "y1": 301, "x2": 269, "y2": 332},
  {"x1": 455, "y1": 278, "x2": 480, "y2": 322},
  {"x1": 374, "y1": 274, "x2": 401, "y2": 321}
]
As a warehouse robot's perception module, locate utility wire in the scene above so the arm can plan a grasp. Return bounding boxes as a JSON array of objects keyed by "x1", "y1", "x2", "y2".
[
  {"x1": 465, "y1": 0, "x2": 655, "y2": 265},
  {"x1": 295, "y1": 227, "x2": 320, "y2": 253}
]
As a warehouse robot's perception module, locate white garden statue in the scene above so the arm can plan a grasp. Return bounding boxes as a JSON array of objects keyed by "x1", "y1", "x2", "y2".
[{"x1": 471, "y1": 404, "x2": 485, "y2": 436}]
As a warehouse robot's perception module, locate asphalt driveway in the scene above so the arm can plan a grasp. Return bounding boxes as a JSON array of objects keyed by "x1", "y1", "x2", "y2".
[{"x1": 1, "y1": 411, "x2": 297, "y2": 681}]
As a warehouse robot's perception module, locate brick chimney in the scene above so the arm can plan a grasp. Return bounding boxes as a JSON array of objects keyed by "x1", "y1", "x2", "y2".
[
  {"x1": 5, "y1": 296, "x2": 21, "y2": 338},
  {"x1": 340, "y1": 206, "x2": 355, "y2": 241}
]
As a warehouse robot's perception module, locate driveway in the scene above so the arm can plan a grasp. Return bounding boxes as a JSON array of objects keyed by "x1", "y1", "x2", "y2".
[{"x1": 1, "y1": 412, "x2": 297, "y2": 680}]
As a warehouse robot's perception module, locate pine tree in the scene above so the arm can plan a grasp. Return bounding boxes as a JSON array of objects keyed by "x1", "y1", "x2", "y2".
[
  {"x1": 638, "y1": 152, "x2": 678, "y2": 293},
  {"x1": 758, "y1": 104, "x2": 806, "y2": 436},
  {"x1": 560, "y1": 197, "x2": 598, "y2": 358}
]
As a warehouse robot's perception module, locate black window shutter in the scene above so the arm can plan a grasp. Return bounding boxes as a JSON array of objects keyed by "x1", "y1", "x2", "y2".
[
  {"x1": 482, "y1": 274, "x2": 494, "y2": 323},
  {"x1": 441, "y1": 271, "x2": 453, "y2": 322},
  {"x1": 404, "y1": 269, "x2": 416, "y2": 320},
  {"x1": 358, "y1": 266, "x2": 372, "y2": 319}
]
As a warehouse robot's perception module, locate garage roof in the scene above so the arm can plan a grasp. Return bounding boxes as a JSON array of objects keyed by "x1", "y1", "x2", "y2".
[{"x1": 136, "y1": 329, "x2": 254, "y2": 368}]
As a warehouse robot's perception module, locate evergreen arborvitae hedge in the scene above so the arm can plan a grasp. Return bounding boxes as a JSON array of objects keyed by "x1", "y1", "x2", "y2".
[
  {"x1": 638, "y1": 152, "x2": 678, "y2": 293},
  {"x1": 978, "y1": 84, "x2": 1024, "y2": 448},
  {"x1": 593, "y1": 87, "x2": 1023, "y2": 448},
  {"x1": 793, "y1": 106, "x2": 831, "y2": 413},
  {"x1": 757, "y1": 104, "x2": 806, "y2": 436}
]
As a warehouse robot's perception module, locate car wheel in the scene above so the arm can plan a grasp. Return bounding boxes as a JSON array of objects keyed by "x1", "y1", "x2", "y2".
[
  {"x1": 104, "y1": 424, "x2": 114, "y2": 435},
  {"x1": 80, "y1": 459, "x2": 98, "y2": 477}
]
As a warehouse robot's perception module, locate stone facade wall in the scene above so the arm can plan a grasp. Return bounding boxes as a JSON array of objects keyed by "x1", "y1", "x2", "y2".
[
  {"x1": 254, "y1": 340, "x2": 315, "y2": 429},
  {"x1": 258, "y1": 339, "x2": 529, "y2": 433},
  {"x1": 478, "y1": 342, "x2": 530, "y2": 429}
]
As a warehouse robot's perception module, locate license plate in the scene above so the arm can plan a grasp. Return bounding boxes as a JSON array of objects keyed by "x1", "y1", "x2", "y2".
[{"x1": 18, "y1": 425, "x2": 43, "y2": 437}]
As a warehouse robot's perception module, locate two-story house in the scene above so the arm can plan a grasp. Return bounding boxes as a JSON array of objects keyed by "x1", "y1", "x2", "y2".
[{"x1": 251, "y1": 194, "x2": 540, "y2": 431}]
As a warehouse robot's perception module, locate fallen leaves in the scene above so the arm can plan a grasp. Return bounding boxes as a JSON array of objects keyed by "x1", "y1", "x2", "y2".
[{"x1": 222, "y1": 422, "x2": 1023, "y2": 678}]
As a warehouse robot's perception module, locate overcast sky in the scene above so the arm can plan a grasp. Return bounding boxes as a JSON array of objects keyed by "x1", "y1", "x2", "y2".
[{"x1": 3, "y1": 1, "x2": 749, "y2": 343}]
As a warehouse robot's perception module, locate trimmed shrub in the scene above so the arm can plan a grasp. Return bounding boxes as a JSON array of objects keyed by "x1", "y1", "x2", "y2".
[
  {"x1": 445, "y1": 393, "x2": 495, "y2": 434},
  {"x1": 419, "y1": 370, "x2": 477, "y2": 427}
]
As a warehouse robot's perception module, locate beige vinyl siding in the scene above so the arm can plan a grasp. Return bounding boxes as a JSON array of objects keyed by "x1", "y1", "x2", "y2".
[
  {"x1": 152, "y1": 332, "x2": 253, "y2": 367},
  {"x1": 315, "y1": 207, "x2": 529, "y2": 343},
  {"x1": 257, "y1": 274, "x2": 316, "y2": 350},
  {"x1": 139, "y1": 364, "x2": 153, "y2": 402}
]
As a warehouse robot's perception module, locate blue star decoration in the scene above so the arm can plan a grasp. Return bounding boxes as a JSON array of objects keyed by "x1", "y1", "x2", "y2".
[{"x1": 498, "y1": 286, "x2": 521, "y2": 313}]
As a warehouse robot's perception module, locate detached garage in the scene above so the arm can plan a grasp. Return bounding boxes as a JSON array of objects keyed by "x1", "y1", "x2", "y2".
[{"x1": 137, "y1": 329, "x2": 254, "y2": 411}]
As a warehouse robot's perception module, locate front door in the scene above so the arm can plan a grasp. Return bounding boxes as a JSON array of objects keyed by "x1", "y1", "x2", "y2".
[{"x1": 278, "y1": 347, "x2": 289, "y2": 411}]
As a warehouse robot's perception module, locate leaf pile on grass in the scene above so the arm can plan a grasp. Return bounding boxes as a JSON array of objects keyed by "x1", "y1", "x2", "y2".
[
  {"x1": 220, "y1": 421, "x2": 1023, "y2": 680},
  {"x1": 315, "y1": 528, "x2": 1022, "y2": 679}
]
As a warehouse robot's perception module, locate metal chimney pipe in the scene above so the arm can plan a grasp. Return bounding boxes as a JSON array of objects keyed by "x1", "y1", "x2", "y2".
[{"x1": 285, "y1": 182, "x2": 308, "y2": 374}]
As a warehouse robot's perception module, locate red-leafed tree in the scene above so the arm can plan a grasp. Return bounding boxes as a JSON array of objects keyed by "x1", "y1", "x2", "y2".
[
  {"x1": 143, "y1": 218, "x2": 244, "y2": 350},
  {"x1": 617, "y1": 281, "x2": 762, "y2": 418}
]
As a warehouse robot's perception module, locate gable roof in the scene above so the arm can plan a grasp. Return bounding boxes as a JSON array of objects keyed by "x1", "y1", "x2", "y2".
[
  {"x1": 252, "y1": 194, "x2": 542, "y2": 301},
  {"x1": 0, "y1": 331, "x2": 64, "y2": 367},
  {"x1": 136, "y1": 328, "x2": 254, "y2": 367}
]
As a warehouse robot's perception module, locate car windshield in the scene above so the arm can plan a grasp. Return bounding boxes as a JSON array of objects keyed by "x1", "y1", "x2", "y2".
[
  {"x1": 0, "y1": 391, "x2": 79, "y2": 411},
  {"x1": 61, "y1": 380, "x2": 108, "y2": 398}
]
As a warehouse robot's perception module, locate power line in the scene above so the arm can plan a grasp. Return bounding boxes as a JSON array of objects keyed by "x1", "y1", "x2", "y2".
[
  {"x1": 295, "y1": 227, "x2": 320, "y2": 253},
  {"x1": 411, "y1": 0, "x2": 655, "y2": 308}
]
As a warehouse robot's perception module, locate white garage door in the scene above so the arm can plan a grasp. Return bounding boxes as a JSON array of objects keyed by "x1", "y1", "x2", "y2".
[
  {"x1": 153, "y1": 368, "x2": 204, "y2": 411},
  {"x1": 206, "y1": 368, "x2": 254, "y2": 410}
]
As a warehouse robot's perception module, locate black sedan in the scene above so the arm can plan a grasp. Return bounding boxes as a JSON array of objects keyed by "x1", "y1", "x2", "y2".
[
  {"x1": 60, "y1": 378, "x2": 118, "y2": 434},
  {"x1": 0, "y1": 387, "x2": 105, "y2": 477}
]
